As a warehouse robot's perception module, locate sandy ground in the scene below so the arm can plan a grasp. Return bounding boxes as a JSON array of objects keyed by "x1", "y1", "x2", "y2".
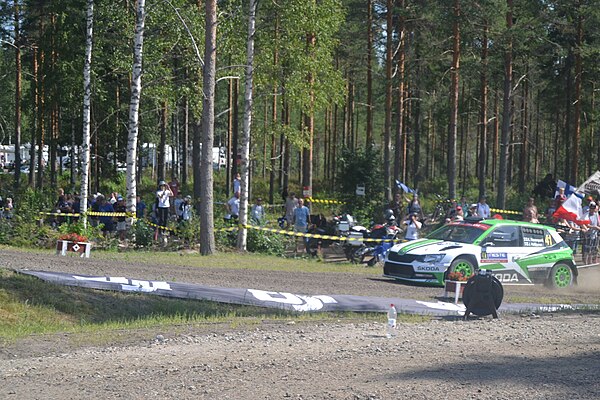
[{"x1": 0, "y1": 249, "x2": 599, "y2": 399}]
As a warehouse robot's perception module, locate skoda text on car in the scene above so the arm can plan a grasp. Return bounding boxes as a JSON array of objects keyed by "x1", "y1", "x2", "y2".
[{"x1": 383, "y1": 219, "x2": 577, "y2": 288}]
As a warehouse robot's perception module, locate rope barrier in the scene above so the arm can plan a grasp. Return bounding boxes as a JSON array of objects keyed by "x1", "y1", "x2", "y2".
[
  {"x1": 240, "y1": 224, "x2": 402, "y2": 243},
  {"x1": 305, "y1": 197, "x2": 346, "y2": 205}
]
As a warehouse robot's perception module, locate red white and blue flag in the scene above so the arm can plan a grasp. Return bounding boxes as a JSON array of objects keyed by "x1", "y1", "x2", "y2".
[{"x1": 552, "y1": 194, "x2": 590, "y2": 225}]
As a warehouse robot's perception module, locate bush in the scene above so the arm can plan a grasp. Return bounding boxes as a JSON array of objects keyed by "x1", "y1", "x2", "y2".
[
  {"x1": 246, "y1": 229, "x2": 290, "y2": 255},
  {"x1": 131, "y1": 219, "x2": 155, "y2": 249}
]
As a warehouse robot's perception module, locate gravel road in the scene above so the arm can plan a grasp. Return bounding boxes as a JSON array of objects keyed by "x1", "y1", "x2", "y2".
[{"x1": 1, "y1": 248, "x2": 599, "y2": 399}]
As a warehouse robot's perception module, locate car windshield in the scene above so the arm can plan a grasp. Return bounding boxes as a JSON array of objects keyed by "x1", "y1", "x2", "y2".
[{"x1": 427, "y1": 223, "x2": 488, "y2": 244}]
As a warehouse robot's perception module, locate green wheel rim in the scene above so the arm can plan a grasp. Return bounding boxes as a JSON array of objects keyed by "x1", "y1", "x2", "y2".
[
  {"x1": 454, "y1": 261, "x2": 473, "y2": 278},
  {"x1": 553, "y1": 265, "x2": 572, "y2": 288}
]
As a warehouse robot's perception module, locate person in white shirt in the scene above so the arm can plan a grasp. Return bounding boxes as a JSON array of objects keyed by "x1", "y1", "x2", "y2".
[
  {"x1": 477, "y1": 196, "x2": 491, "y2": 219},
  {"x1": 404, "y1": 213, "x2": 422, "y2": 240},
  {"x1": 156, "y1": 180, "x2": 173, "y2": 228},
  {"x1": 180, "y1": 195, "x2": 193, "y2": 222},
  {"x1": 251, "y1": 197, "x2": 266, "y2": 225},
  {"x1": 226, "y1": 191, "x2": 241, "y2": 221}
]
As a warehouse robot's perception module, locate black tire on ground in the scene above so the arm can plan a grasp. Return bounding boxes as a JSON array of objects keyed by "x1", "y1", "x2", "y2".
[{"x1": 462, "y1": 275, "x2": 504, "y2": 316}]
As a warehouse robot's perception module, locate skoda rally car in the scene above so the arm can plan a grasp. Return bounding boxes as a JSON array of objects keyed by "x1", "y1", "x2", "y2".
[{"x1": 383, "y1": 219, "x2": 577, "y2": 288}]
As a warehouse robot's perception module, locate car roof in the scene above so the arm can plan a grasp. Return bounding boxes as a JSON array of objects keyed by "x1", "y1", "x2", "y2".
[{"x1": 461, "y1": 218, "x2": 557, "y2": 232}]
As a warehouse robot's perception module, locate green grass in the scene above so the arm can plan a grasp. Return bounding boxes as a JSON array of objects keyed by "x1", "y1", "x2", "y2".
[
  {"x1": 0, "y1": 244, "x2": 381, "y2": 275},
  {"x1": 0, "y1": 269, "x2": 428, "y2": 343}
]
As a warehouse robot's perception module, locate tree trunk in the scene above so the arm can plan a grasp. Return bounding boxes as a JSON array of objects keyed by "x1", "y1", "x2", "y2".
[
  {"x1": 518, "y1": 65, "x2": 529, "y2": 193},
  {"x1": 182, "y1": 97, "x2": 189, "y2": 185},
  {"x1": 383, "y1": 0, "x2": 393, "y2": 200},
  {"x1": 394, "y1": 0, "x2": 406, "y2": 185},
  {"x1": 237, "y1": 0, "x2": 257, "y2": 251},
  {"x1": 447, "y1": 0, "x2": 460, "y2": 200},
  {"x1": 200, "y1": 0, "x2": 217, "y2": 255},
  {"x1": 572, "y1": 9, "x2": 583, "y2": 184},
  {"x1": 232, "y1": 79, "x2": 239, "y2": 179},
  {"x1": 366, "y1": 0, "x2": 373, "y2": 147},
  {"x1": 302, "y1": 30, "x2": 316, "y2": 197},
  {"x1": 80, "y1": 0, "x2": 95, "y2": 222},
  {"x1": 158, "y1": 101, "x2": 167, "y2": 180},
  {"x1": 478, "y1": 22, "x2": 488, "y2": 199},
  {"x1": 125, "y1": 0, "x2": 145, "y2": 217},
  {"x1": 497, "y1": 0, "x2": 513, "y2": 209},
  {"x1": 269, "y1": 17, "x2": 279, "y2": 205},
  {"x1": 14, "y1": 1, "x2": 22, "y2": 192}
]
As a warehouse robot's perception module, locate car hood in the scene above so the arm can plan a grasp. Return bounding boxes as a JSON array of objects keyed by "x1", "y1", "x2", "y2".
[{"x1": 391, "y1": 238, "x2": 474, "y2": 255}]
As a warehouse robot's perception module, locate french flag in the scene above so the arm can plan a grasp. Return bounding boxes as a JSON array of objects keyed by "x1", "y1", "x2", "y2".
[{"x1": 552, "y1": 194, "x2": 590, "y2": 225}]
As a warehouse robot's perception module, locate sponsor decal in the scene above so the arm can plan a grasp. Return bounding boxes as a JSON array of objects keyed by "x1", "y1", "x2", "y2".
[
  {"x1": 415, "y1": 265, "x2": 442, "y2": 272},
  {"x1": 247, "y1": 289, "x2": 337, "y2": 311},
  {"x1": 492, "y1": 273, "x2": 520, "y2": 283},
  {"x1": 481, "y1": 252, "x2": 508, "y2": 263},
  {"x1": 73, "y1": 275, "x2": 172, "y2": 292}
]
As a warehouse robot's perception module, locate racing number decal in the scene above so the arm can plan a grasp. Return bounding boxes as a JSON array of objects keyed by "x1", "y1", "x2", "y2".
[{"x1": 544, "y1": 234, "x2": 552, "y2": 246}]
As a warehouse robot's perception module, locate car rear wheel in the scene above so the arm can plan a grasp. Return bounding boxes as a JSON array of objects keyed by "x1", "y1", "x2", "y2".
[
  {"x1": 449, "y1": 257, "x2": 476, "y2": 279},
  {"x1": 548, "y1": 263, "x2": 573, "y2": 289}
]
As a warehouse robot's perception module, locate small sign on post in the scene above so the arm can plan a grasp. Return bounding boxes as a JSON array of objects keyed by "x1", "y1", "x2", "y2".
[
  {"x1": 356, "y1": 184, "x2": 365, "y2": 196},
  {"x1": 302, "y1": 186, "x2": 312, "y2": 198}
]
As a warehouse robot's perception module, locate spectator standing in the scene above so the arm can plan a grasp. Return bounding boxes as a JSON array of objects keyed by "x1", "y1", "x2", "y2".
[
  {"x1": 156, "y1": 180, "x2": 173, "y2": 228},
  {"x1": 293, "y1": 198, "x2": 310, "y2": 253},
  {"x1": 97, "y1": 196, "x2": 115, "y2": 236},
  {"x1": 404, "y1": 213, "x2": 422, "y2": 240},
  {"x1": 583, "y1": 202, "x2": 600, "y2": 265},
  {"x1": 251, "y1": 197, "x2": 266, "y2": 225},
  {"x1": 136, "y1": 196, "x2": 146, "y2": 219},
  {"x1": 226, "y1": 191, "x2": 241, "y2": 221},
  {"x1": 459, "y1": 196, "x2": 469, "y2": 212},
  {"x1": 477, "y1": 196, "x2": 491, "y2": 219},
  {"x1": 284, "y1": 192, "x2": 298, "y2": 228},
  {"x1": 388, "y1": 192, "x2": 405, "y2": 223},
  {"x1": 169, "y1": 177, "x2": 180, "y2": 197},
  {"x1": 407, "y1": 193, "x2": 424, "y2": 222},
  {"x1": 180, "y1": 195, "x2": 193, "y2": 222},
  {"x1": 453, "y1": 206, "x2": 464, "y2": 221},
  {"x1": 523, "y1": 197, "x2": 539, "y2": 223},
  {"x1": 4, "y1": 197, "x2": 13, "y2": 219},
  {"x1": 114, "y1": 196, "x2": 127, "y2": 241},
  {"x1": 555, "y1": 187, "x2": 567, "y2": 208},
  {"x1": 174, "y1": 193, "x2": 184, "y2": 221},
  {"x1": 233, "y1": 173, "x2": 241, "y2": 195},
  {"x1": 467, "y1": 203, "x2": 479, "y2": 218}
]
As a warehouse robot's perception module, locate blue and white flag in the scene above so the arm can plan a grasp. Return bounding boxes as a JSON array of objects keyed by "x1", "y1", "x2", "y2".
[
  {"x1": 556, "y1": 180, "x2": 582, "y2": 199},
  {"x1": 395, "y1": 180, "x2": 414, "y2": 194}
]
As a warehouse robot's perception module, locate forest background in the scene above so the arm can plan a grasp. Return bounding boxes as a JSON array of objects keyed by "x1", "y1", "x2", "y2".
[{"x1": 1, "y1": 0, "x2": 599, "y2": 252}]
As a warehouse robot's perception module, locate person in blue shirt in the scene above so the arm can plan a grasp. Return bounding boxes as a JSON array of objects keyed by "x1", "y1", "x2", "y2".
[
  {"x1": 293, "y1": 198, "x2": 310, "y2": 254},
  {"x1": 136, "y1": 195, "x2": 147, "y2": 219},
  {"x1": 97, "y1": 196, "x2": 115, "y2": 236}
]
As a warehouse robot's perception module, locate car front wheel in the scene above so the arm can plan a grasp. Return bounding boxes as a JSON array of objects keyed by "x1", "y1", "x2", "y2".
[
  {"x1": 548, "y1": 263, "x2": 573, "y2": 289},
  {"x1": 448, "y1": 257, "x2": 476, "y2": 279}
]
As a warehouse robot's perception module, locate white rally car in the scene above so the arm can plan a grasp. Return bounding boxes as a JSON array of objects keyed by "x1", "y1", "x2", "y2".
[{"x1": 383, "y1": 219, "x2": 577, "y2": 288}]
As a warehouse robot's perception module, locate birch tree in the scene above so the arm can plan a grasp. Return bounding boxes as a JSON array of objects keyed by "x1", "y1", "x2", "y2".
[
  {"x1": 237, "y1": 0, "x2": 257, "y2": 251},
  {"x1": 79, "y1": 0, "x2": 94, "y2": 223},
  {"x1": 125, "y1": 0, "x2": 146, "y2": 218}
]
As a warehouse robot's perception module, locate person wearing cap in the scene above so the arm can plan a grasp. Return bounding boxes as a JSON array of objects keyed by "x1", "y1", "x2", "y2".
[
  {"x1": 477, "y1": 196, "x2": 491, "y2": 219},
  {"x1": 156, "y1": 180, "x2": 173, "y2": 229},
  {"x1": 180, "y1": 195, "x2": 193, "y2": 222},
  {"x1": 114, "y1": 196, "x2": 128, "y2": 241},
  {"x1": 583, "y1": 201, "x2": 600, "y2": 265},
  {"x1": 523, "y1": 197, "x2": 539, "y2": 223},
  {"x1": 404, "y1": 212, "x2": 422, "y2": 240},
  {"x1": 251, "y1": 197, "x2": 266, "y2": 225},
  {"x1": 467, "y1": 203, "x2": 479, "y2": 218}
]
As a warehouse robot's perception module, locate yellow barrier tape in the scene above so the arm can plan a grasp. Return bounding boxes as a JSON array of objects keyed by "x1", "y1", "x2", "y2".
[
  {"x1": 145, "y1": 220, "x2": 178, "y2": 232},
  {"x1": 240, "y1": 224, "x2": 402, "y2": 243},
  {"x1": 489, "y1": 208, "x2": 521, "y2": 215},
  {"x1": 305, "y1": 197, "x2": 346, "y2": 205},
  {"x1": 39, "y1": 211, "x2": 135, "y2": 217}
]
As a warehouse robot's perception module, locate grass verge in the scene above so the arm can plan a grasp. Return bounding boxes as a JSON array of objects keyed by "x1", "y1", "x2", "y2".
[{"x1": 0, "y1": 270, "x2": 429, "y2": 343}]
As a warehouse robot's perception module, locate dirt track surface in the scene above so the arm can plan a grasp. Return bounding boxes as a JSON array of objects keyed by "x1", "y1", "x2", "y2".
[{"x1": 1, "y1": 249, "x2": 600, "y2": 399}]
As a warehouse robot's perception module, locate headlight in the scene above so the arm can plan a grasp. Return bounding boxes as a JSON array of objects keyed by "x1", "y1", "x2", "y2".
[{"x1": 422, "y1": 254, "x2": 446, "y2": 264}]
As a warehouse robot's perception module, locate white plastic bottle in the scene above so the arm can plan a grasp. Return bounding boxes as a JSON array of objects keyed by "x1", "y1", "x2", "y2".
[{"x1": 386, "y1": 303, "x2": 397, "y2": 338}]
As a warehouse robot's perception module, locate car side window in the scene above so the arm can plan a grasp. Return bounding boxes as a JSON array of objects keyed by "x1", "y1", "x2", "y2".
[
  {"x1": 484, "y1": 226, "x2": 521, "y2": 247},
  {"x1": 521, "y1": 226, "x2": 547, "y2": 247}
]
